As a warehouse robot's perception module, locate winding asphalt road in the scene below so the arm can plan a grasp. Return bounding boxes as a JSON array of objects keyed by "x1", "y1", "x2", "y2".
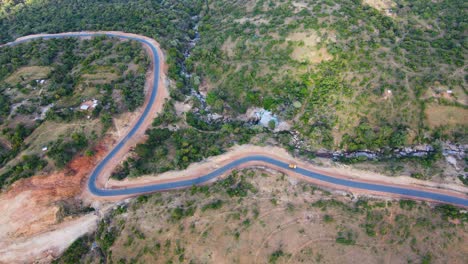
[{"x1": 5, "y1": 32, "x2": 468, "y2": 207}]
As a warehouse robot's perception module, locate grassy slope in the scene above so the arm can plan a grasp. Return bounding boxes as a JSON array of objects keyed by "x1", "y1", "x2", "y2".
[{"x1": 56, "y1": 169, "x2": 468, "y2": 264}]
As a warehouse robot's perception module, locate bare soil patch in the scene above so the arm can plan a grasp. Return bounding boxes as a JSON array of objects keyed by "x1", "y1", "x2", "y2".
[
  {"x1": 363, "y1": 0, "x2": 396, "y2": 16},
  {"x1": 221, "y1": 36, "x2": 237, "y2": 58}
]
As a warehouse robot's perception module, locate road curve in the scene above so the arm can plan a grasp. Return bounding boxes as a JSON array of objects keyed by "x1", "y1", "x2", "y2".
[{"x1": 4, "y1": 32, "x2": 468, "y2": 207}]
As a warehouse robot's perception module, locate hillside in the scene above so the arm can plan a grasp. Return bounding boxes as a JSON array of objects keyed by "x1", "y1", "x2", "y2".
[
  {"x1": 106, "y1": 0, "x2": 468, "y2": 183},
  {"x1": 0, "y1": 36, "x2": 148, "y2": 188},
  {"x1": 2, "y1": 1, "x2": 466, "y2": 172},
  {"x1": 56, "y1": 169, "x2": 468, "y2": 264},
  {"x1": 0, "y1": 1, "x2": 466, "y2": 263},
  {"x1": 191, "y1": 0, "x2": 466, "y2": 149}
]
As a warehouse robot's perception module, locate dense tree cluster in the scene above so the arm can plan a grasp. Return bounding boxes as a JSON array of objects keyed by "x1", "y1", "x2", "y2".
[
  {"x1": 112, "y1": 122, "x2": 257, "y2": 179},
  {"x1": 192, "y1": 0, "x2": 466, "y2": 148},
  {"x1": 0, "y1": 0, "x2": 203, "y2": 87}
]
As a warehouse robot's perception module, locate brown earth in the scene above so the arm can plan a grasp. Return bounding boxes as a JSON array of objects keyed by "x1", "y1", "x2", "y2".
[{"x1": 0, "y1": 140, "x2": 111, "y2": 263}]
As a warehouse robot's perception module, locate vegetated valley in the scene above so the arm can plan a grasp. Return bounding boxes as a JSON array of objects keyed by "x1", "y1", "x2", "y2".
[
  {"x1": 0, "y1": 0, "x2": 467, "y2": 263},
  {"x1": 112, "y1": 0, "x2": 467, "y2": 183}
]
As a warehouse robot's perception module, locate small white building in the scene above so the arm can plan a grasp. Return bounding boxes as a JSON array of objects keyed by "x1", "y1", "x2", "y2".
[
  {"x1": 91, "y1": 99, "x2": 99, "y2": 108},
  {"x1": 79, "y1": 99, "x2": 99, "y2": 111},
  {"x1": 80, "y1": 105, "x2": 90, "y2": 111}
]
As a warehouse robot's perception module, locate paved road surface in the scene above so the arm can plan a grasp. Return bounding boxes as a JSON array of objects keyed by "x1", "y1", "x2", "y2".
[{"x1": 6, "y1": 32, "x2": 468, "y2": 207}]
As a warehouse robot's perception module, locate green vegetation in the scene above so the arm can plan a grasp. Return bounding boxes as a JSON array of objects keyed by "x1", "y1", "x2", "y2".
[
  {"x1": 1, "y1": 37, "x2": 148, "y2": 114},
  {"x1": 112, "y1": 121, "x2": 258, "y2": 179},
  {"x1": 4, "y1": 0, "x2": 464, "y2": 155},
  {"x1": 0, "y1": 35, "x2": 150, "y2": 189},
  {"x1": 191, "y1": 0, "x2": 466, "y2": 149},
  {"x1": 170, "y1": 202, "x2": 197, "y2": 222},
  {"x1": 341, "y1": 122, "x2": 408, "y2": 151},
  {"x1": 336, "y1": 230, "x2": 356, "y2": 245},
  {"x1": 269, "y1": 249, "x2": 289, "y2": 263},
  {"x1": 0, "y1": 0, "x2": 204, "y2": 190},
  {"x1": 0, "y1": 124, "x2": 34, "y2": 164},
  {"x1": 436, "y1": 204, "x2": 468, "y2": 222},
  {"x1": 0, "y1": 154, "x2": 47, "y2": 188},
  {"x1": 458, "y1": 175, "x2": 468, "y2": 186},
  {"x1": 201, "y1": 199, "x2": 224, "y2": 211},
  {"x1": 47, "y1": 132, "x2": 89, "y2": 168},
  {"x1": 0, "y1": 93, "x2": 10, "y2": 122},
  {"x1": 399, "y1": 200, "x2": 417, "y2": 210},
  {"x1": 52, "y1": 235, "x2": 94, "y2": 264},
  {"x1": 96, "y1": 219, "x2": 121, "y2": 253},
  {"x1": 0, "y1": 0, "x2": 202, "y2": 95}
]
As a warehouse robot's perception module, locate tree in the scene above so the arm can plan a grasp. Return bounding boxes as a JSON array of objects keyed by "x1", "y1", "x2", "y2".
[{"x1": 268, "y1": 120, "x2": 276, "y2": 130}]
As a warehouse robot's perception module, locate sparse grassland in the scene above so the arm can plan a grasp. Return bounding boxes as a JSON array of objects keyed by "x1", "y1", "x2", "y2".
[
  {"x1": 425, "y1": 104, "x2": 468, "y2": 128},
  {"x1": 5, "y1": 66, "x2": 52, "y2": 85},
  {"x1": 56, "y1": 169, "x2": 468, "y2": 263}
]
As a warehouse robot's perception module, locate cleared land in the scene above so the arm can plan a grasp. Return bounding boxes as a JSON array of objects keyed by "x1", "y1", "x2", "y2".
[
  {"x1": 425, "y1": 104, "x2": 468, "y2": 128},
  {"x1": 5, "y1": 66, "x2": 52, "y2": 84}
]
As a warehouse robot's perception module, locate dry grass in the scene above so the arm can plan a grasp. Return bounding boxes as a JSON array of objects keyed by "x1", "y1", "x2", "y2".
[
  {"x1": 221, "y1": 36, "x2": 237, "y2": 58},
  {"x1": 81, "y1": 66, "x2": 119, "y2": 84},
  {"x1": 105, "y1": 169, "x2": 468, "y2": 264},
  {"x1": 287, "y1": 31, "x2": 333, "y2": 63},
  {"x1": 425, "y1": 104, "x2": 468, "y2": 128},
  {"x1": 363, "y1": 0, "x2": 396, "y2": 13},
  {"x1": 5, "y1": 66, "x2": 52, "y2": 84}
]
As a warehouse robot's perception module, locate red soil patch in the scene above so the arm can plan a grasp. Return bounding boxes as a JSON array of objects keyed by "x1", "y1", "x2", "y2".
[{"x1": 0, "y1": 138, "x2": 112, "y2": 240}]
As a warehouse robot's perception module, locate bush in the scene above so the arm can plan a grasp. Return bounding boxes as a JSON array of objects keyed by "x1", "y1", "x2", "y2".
[
  {"x1": 52, "y1": 236, "x2": 91, "y2": 264},
  {"x1": 0, "y1": 154, "x2": 47, "y2": 188},
  {"x1": 336, "y1": 231, "x2": 356, "y2": 245},
  {"x1": 48, "y1": 132, "x2": 89, "y2": 168},
  {"x1": 201, "y1": 199, "x2": 224, "y2": 211}
]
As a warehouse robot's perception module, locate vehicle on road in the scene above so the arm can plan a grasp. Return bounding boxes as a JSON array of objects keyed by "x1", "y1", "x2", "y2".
[{"x1": 289, "y1": 164, "x2": 297, "y2": 169}]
